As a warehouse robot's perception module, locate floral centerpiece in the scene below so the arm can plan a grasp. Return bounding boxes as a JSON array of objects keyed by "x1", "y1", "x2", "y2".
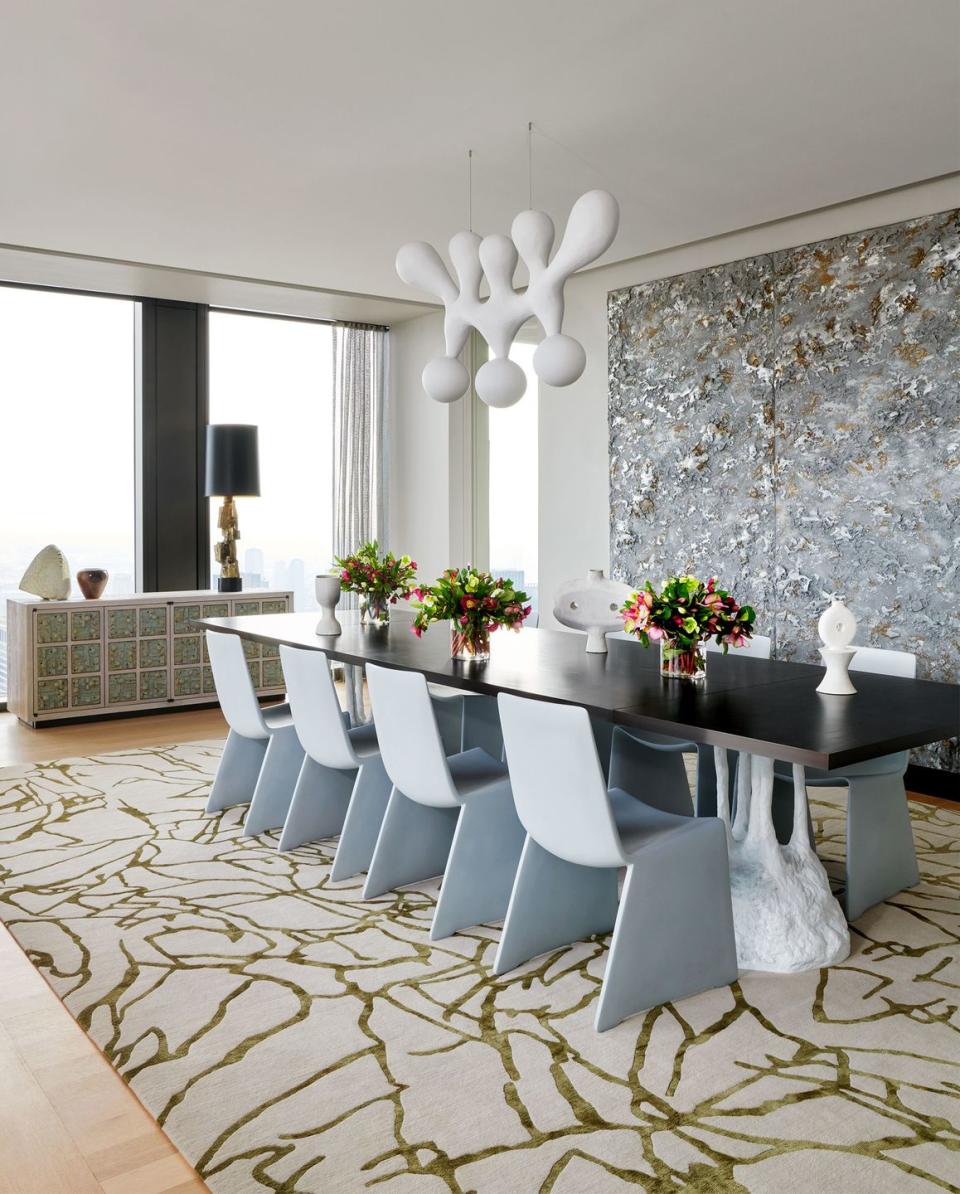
[
  {"x1": 620, "y1": 575, "x2": 756, "y2": 679},
  {"x1": 333, "y1": 541, "x2": 417, "y2": 626},
  {"x1": 411, "y1": 566, "x2": 532, "y2": 661}
]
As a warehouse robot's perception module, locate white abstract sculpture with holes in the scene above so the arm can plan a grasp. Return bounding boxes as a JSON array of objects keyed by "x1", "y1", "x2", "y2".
[{"x1": 395, "y1": 190, "x2": 620, "y2": 408}]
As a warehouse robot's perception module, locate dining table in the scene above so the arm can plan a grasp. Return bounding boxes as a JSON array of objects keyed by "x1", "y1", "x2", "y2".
[{"x1": 198, "y1": 609, "x2": 959, "y2": 974}]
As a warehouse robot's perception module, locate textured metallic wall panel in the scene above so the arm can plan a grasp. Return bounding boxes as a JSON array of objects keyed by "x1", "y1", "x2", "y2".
[{"x1": 609, "y1": 209, "x2": 959, "y2": 771}]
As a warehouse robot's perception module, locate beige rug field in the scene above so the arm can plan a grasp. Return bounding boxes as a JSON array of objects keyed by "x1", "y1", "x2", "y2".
[{"x1": 0, "y1": 741, "x2": 957, "y2": 1193}]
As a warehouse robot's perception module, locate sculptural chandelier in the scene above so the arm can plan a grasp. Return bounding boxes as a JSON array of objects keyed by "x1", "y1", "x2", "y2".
[{"x1": 395, "y1": 130, "x2": 620, "y2": 408}]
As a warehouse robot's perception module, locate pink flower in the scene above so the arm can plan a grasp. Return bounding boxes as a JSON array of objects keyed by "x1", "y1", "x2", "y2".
[
  {"x1": 411, "y1": 625, "x2": 422, "y2": 637},
  {"x1": 648, "y1": 626, "x2": 665, "y2": 641},
  {"x1": 341, "y1": 570, "x2": 351, "y2": 581}
]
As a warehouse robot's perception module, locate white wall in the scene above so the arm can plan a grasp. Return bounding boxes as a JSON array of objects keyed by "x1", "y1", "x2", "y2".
[
  {"x1": 387, "y1": 311, "x2": 451, "y2": 583},
  {"x1": 387, "y1": 175, "x2": 960, "y2": 620}
]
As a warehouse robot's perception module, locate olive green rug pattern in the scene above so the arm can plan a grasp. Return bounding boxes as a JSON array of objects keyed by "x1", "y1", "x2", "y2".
[{"x1": 0, "y1": 742, "x2": 958, "y2": 1193}]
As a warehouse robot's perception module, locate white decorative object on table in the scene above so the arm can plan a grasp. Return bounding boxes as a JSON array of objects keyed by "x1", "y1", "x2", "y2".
[
  {"x1": 19, "y1": 544, "x2": 70, "y2": 600},
  {"x1": 553, "y1": 569, "x2": 632, "y2": 653},
  {"x1": 714, "y1": 749, "x2": 850, "y2": 972},
  {"x1": 395, "y1": 190, "x2": 619, "y2": 408},
  {"x1": 816, "y1": 597, "x2": 858, "y2": 695},
  {"x1": 314, "y1": 576, "x2": 343, "y2": 636}
]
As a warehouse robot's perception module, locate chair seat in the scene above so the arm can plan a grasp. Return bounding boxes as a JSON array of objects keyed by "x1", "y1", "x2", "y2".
[
  {"x1": 428, "y1": 683, "x2": 482, "y2": 700},
  {"x1": 347, "y1": 722, "x2": 381, "y2": 760},
  {"x1": 608, "y1": 787, "x2": 700, "y2": 856},
  {"x1": 775, "y1": 751, "x2": 908, "y2": 784},
  {"x1": 447, "y1": 747, "x2": 509, "y2": 799},
  {"x1": 262, "y1": 702, "x2": 294, "y2": 731},
  {"x1": 617, "y1": 726, "x2": 696, "y2": 752}
]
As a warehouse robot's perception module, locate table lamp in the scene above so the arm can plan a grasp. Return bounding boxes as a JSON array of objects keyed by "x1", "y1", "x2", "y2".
[{"x1": 205, "y1": 424, "x2": 260, "y2": 593}]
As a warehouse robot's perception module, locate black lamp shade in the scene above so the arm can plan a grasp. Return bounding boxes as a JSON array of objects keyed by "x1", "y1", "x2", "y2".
[{"x1": 205, "y1": 424, "x2": 260, "y2": 496}]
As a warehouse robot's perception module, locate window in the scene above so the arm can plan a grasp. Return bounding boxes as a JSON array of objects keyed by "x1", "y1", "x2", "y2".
[
  {"x1": 486, "y1": 340, "x2": 539, "y2": 619},
  {"x1": 208, "y1": 311, "x2": 335, "y2": 612},
  {"x1": 0, "y1": 286, "x2": 137, "y2": 701}
]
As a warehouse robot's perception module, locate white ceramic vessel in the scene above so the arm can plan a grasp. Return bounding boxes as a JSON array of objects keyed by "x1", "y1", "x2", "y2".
[
  {"x1": 315, "y1": 575, "x2": 343, "y2": 636},
  {"x1": 553, "y1": 569, "x2": 633, "y2": 653},
  {"x1": 816, "y1": 598, "x2": 857, "y2": 694}
]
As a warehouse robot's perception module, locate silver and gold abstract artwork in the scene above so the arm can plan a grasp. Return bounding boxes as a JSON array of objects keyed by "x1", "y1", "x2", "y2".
[{"x1": 609, "y1": 209, "x2": 959, "y2": 772}]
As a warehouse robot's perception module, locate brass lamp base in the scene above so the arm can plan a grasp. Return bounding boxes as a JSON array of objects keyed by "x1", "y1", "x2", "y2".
[{"x1": 213, "y1": 495, "x2": 243, "y2": 594}]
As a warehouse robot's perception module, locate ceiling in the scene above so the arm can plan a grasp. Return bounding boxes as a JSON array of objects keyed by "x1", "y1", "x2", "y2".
[{"x1": 2, "y1": 0, "x2": 958, "y2": 315}]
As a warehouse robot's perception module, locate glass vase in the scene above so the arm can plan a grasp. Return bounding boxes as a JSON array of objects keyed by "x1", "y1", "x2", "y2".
[
  {"x1": 660, "y1": 640, "x2": 705, "y2": 680},
  {"x1": 359, "y1": 593, "x2": 390, "y2": 627},
  {"x1": 451, "y1": 621, "x2": 490, "y2": 662}
]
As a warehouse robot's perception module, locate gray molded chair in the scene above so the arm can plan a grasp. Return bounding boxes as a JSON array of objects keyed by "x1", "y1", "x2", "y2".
[
  {"x1": 608, "y1": 633, "x2": 773, "y2": 817},
  {"x1": 495, "y1": 693, "x2": 738, "y2": 1031},
  {"x1": 204, "y1": 631, "x2": 304, "y2": 835},
  {"x1": 773, "y1": 645, "x2": 920, "y2": 921},
  {"x1": 363, "y1": 663, "x2": 526, "y2": 940},
  {"x1": 278, "y1": 645, "x2": 395, "y2": 879}
]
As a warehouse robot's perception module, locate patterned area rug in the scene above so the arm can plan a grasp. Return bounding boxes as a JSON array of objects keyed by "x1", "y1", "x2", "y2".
[{"x1": 0, "y1": 742, "x2": 958, "y2": 1193}]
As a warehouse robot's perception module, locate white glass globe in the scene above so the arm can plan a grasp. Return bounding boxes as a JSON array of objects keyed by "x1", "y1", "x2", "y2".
[
  {"x1": 533, "y1": 334, "x2": 587, "y2": 387},
  {"x1": 475, "y1": 358, "x2": 526, "y2": 408},
  {"x1": 422, "y1": 356, "x2": 470, "y2": 404}
]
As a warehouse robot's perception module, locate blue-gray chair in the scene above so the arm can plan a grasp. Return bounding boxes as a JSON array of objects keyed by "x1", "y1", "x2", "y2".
[
  {"x1": 495, "y1": 693, "x2": 738, "y2": 1032},
  {"x1": 773, "y1": 645, "x2": 920, "y2": 921},
  {"x1": 608, "y1": 632, "x2": 773, "y2": 817},
  {"x1": 363, "y1": 664, "x2": 526, "y2": 941},
  {"x1": 205, "y1": 631, "x2": 303, "y2": 833},
  {"x1": 278, "y1": 645, "x2": 394, "y2": 879}
]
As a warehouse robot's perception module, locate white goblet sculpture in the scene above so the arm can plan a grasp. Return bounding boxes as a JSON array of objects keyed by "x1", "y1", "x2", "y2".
[
  {"x1": 816, "y1": 598, "x2": 857, "y2": 695},
  {"x1": 315, "y1": 576, "x2": 343, "y2": 636}
]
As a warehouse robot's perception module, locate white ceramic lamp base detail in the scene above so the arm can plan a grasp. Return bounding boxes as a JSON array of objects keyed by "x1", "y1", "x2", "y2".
[
  {"x1": 553, "y1": 569, "x2": 633, "y2": 653},
  {"x1": 715, "y1": 750, "x2": 850, "y2": 973},
  {"x1": 315, "y1": 576, "x2": 343, "y2": 636}
]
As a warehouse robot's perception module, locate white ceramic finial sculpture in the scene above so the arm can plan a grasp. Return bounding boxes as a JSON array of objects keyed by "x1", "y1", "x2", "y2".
[
  {"x1": 396, "y1": 190, "x2": 619, "y2": 407},
  {"x1": 816, "y1": 597, "x2": 858, "y2": 695},
  {"x1": 553, "y1": 569, "x2": 632, "y2": 653},
  {"x1": 314, "y1": 575, "x2": 343, "y2": 636},
  {"x1": 19, "y1": 544, "x2": 70, "y2": 600}
]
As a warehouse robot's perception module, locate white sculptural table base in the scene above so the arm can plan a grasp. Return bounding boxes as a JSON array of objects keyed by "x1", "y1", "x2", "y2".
[{"x1": 714, "y1": 748, "x2": 850, "y2": 972}]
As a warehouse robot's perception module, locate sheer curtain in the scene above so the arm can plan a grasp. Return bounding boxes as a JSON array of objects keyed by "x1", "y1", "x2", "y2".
[{"x1": 332, "y1": 322, "x2": 387, "y2": 718}]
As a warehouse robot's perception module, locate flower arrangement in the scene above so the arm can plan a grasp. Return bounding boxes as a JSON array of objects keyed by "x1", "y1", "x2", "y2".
[
  {"x1": 411, "y1": 566, "x2": 532, "y2": 660},
  {"x1": 620, "y1": 575, "x2": 756, "y2": 679},
  {"x1": 333, "y1": 541, "x2": 417, "y2": 626}
]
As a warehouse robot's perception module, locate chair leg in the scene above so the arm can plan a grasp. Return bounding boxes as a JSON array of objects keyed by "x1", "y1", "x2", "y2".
[
  {"x1": 493, "y1": 836, "x2": 620, "y2": 976},
  {"x1": 277, "y1": 757, "x2": 357, "y2": 852},
  {"x1": 845, "y1": 773, "x2": 919, "y2": 921},
  {"x1": 330, "y1": 756, "x2": 393, "y2": 881},
  {"x1": 608, "y1": 730, "x2": 693, "y2": 816},
  {"x1": 595, "y1": 820, "x2": 738, "y2": 1031},
  {"x1": 205, "y1": 729, "x2": 268, "y2": 814},
  {"x1": 430, "y1": 783, "x2": 526, "y2": 940},
  {"x1": 362, "y1": 788, "x2": 459, "y2": 899},
  {"x1": 242, "y1": 726, "x2": 305, "y2": 836}
]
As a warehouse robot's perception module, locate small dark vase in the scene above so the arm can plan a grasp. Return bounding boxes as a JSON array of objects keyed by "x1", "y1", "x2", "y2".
[{"x1": 77, "y1": 569, "x2": 109, "y2": 599}]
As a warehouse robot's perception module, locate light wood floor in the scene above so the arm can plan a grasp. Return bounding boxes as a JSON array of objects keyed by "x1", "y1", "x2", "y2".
[
  {"x1": 0, "y1": 706, "x2": 952, "y2": 1192},
  {"x1": 0, "y1": 708, "x2": 222, "y2": 1194}
]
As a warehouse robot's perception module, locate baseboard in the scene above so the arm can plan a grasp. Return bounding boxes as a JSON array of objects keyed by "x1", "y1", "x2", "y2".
[{"x1": 906, "y1": 764, "x2": 959, "y2": 802}]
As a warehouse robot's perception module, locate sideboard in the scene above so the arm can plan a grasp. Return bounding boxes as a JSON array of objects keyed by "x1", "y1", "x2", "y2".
[{"x1": 6, "y1": 589, "x2": 293, "y2": 727}]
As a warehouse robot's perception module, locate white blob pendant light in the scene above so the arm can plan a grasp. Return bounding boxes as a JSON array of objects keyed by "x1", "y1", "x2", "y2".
[{"x1": 395, "y1": 127, "x2": 620, "y2": 407}]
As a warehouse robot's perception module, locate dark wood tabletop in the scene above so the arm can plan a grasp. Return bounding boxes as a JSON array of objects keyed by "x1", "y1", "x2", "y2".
[{"x1": 198, "y1": 610, "x2": 959, "y2": 770}]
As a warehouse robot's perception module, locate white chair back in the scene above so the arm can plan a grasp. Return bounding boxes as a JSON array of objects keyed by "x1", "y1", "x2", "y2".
[
  {"x1": 206, "y1": 631, "x2": 268, "y2": 738},
  {"x1": 498, "y1": 694, "x2": 624, "y2": 869},
  {"x1": 850, "y1": 645, "x2": 916, "y2": 679},
  {"x1": 280, "y1": 645, "x2": 358, "y2": 769},
  {"x1": 366, "y1": 665, "x2": 459, "y2": 808}
]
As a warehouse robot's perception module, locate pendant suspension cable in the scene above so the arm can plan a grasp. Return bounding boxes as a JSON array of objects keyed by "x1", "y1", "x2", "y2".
[
  {"x1": 467, "y1": 148, "x2": 473, "y2": 232},
  {"x1": 527, "y1": 120, "x2": 533, "y2": 210}
]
